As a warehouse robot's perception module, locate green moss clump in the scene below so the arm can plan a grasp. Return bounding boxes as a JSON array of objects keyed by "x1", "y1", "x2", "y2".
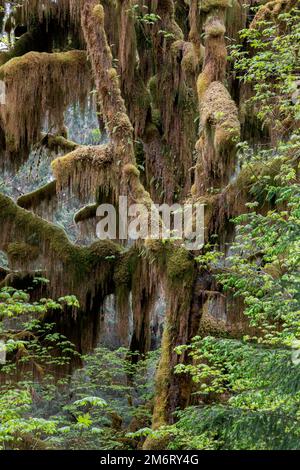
[
  {"x1": 88, "y1": 240, "x2": 121, "y2": 266},
  {"x1": 17, "y1": 181, "x2": 57, "y2": 210},
  {"x1": 0, "y1": 49, "x2": 90, "y2": 167},
  {"x1": 0, "y1": 193, "x2": 120, "y2": 287},
  {"x1": 93, "y1": 4, "x2": 105, "y2": 23},
  {"x1": 0, "y1": 50, "x2": 88, "y2": 79},
  {"x1": 113, "y1": 251, "x2": 133, "y2": 288},
  {"x1": 7, "y1": 242, "x2": 39, "y2": 263},
  {"x1": 111, "y1": 112, "x2": 134, "y2": 139},
  {"x1": 74, "y1": 204, "x2": 98, "y2": 224},
  {"x1": 197, "y1": 72, "x2": 210, "y2": 100},
  {"x1": 145, "y1": 239, "x2": 167, "y2": 257},
  {"x1": 51, "y1": 145, "x2": 113, "y2": 202},
  {"x1": 42, "y1": 134, "x2": 79, "y2": 154},
  {"x1": 123, "y1": 164, "x2": 140, "y2": 178},
  {"x1": 205, "y1": 19, "x2": 226, "y2": 37},
  {"x1": 0, "y1": 193, "x2": 75, "y2": 263},
  {"x1": 166, "y1": 246, "x2": 195, "y2": 283}
]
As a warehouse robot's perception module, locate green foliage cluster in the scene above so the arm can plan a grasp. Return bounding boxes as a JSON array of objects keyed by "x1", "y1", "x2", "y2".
[
  {"x1": 172, "y1": 336, "x2": 300, "y2": 449},
  {"x1": 130, "y1": 330, "x2": 300, "y2": 448},
  {"x1": 0, "y1": 285, "x2": 158, "y2": 450},
  {"x1": 0, "y1": 286, "x2": 79, "y2": 449},
  {"x1": 231, "y1": 7, "x2": 300, "y2": 139},
  {"x1": 49, "y1": 347, "x2": 159, "y2": 450},
  {"x1": 137, "y1": 3, "x2": 300, "y2": 450},
  {"x1": 214, "y1": 138, "x2": 300, "y2": 347}
]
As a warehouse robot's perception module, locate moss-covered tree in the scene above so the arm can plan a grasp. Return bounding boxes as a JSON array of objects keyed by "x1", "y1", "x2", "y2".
[{"x1": 0, "y1": 0, "x2": 299, "y2": 450}]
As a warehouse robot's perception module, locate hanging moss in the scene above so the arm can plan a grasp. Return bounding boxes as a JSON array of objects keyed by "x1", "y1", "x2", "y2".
[
  {"x1": 52, "y1": 145, "x2": 115, "y2": 202},
  {"x1": 130, "y1": 251, "x2": 162, "y2": 355},
  {"x1": 138, "y1": 240, "x2": 199, "y2": 435},
  {"x1": 19, "y1": 0, "x2": 82, "y2": 28},
  {"x1": 0, "y1": 50, "x2": 90, "y2": 167},
  {"x1": 145, "y1": 34, "x2": 201, "y2": 201},
  {"x1": 6, "y1": 242, "x2": 39, "y2": 265},
  {"x1": 181, "y1": 41, "x2": 205, "y2": 76},
  {"x1": 0, "y1": 193, "x2": 121, "y2": 308},
  {"x1": 195, "y1": 81, "x2": 240, "y2": 192},
  {"x1": 196, "y1": 16, "x2": 227, "y2": 100}
]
